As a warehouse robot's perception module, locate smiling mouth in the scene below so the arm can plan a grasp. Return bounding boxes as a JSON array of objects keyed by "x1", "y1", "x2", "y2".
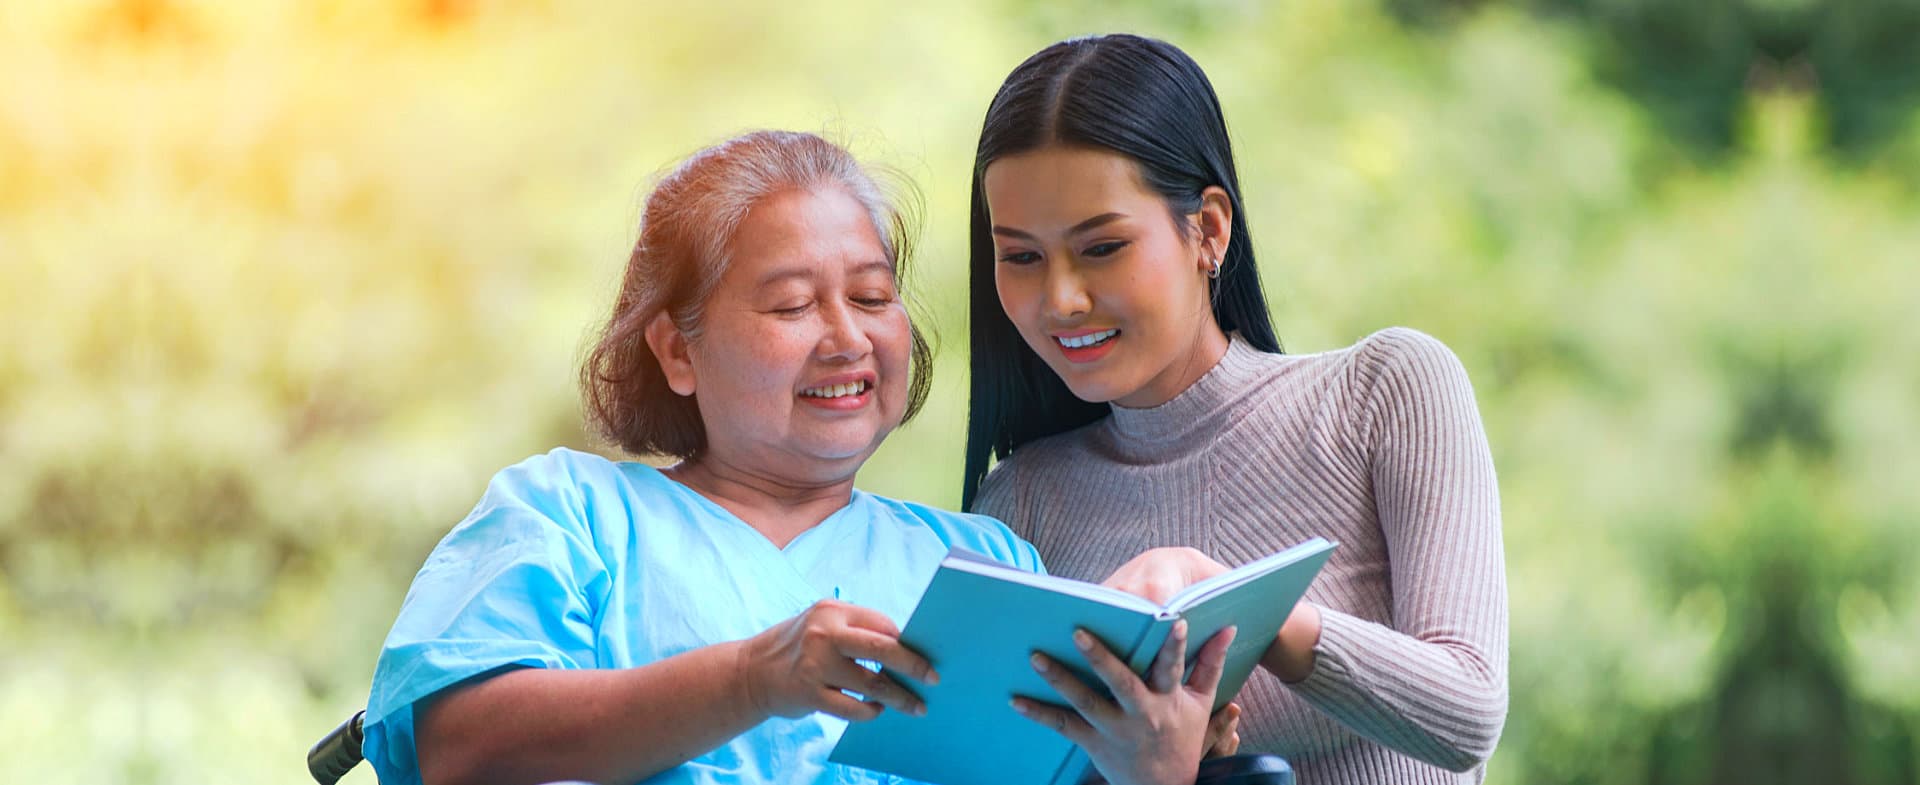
[
  {"x1": 1055, "y1": 329, "x2": 1119, "y2": 349},
  {"x1": 800, "y1": 379, "x2": 872, "y2": 399}
]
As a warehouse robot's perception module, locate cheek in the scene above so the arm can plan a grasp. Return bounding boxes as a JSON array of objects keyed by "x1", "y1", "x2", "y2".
[
  {"x1": 694, "y1": 320, "x2": 796, "y2": 395},
  {"x1": 993, "y1": 269, "x2": 1041, "y2": 328},
  {"x1": 1116, "y1": 245, "x2": 1199, "y2": 317},
  {"x1": 872, "y1": 310, "x2": 915, "y2": 378}
]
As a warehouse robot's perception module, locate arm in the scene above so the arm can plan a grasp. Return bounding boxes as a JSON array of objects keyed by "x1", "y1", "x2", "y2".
[
  {"x1": 1277, "y1": 329, "x2": 1509, "y2": 772},
  {"x1": 417, "y1": 599, "x2": 937, "y2": 785},
  {"x1": 416, "y1": 641, "x2": 759, "y2": 785},
  {"x1": 367, "y1": 454, "x2": 934, "y2": 785}
]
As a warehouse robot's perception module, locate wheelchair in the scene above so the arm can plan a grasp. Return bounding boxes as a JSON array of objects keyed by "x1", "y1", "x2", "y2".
[{"x1": 307, "y1": 710, "x2": 1294, "y2": 785}]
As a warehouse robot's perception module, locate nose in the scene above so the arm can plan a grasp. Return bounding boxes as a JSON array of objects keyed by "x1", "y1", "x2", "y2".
[
  {"x1": 1044, "y1": 260, "x2": 1091, "y2": 322},
  {"x1": 817, "y1": 301, "x2": 873, "y2": 363}
]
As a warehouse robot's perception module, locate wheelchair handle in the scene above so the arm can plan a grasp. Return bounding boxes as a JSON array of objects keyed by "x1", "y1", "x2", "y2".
[{"x1": 307, "y1": 710, "x2": 366, "y2": 785}]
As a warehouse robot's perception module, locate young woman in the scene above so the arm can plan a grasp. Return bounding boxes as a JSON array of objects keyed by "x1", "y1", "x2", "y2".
[
  {"x1": 964, "y1": 35, "x2": 1509, "y2": 784},
  {"x1": 362, "y1": 130, "x2": 1236, "y2": 785}
]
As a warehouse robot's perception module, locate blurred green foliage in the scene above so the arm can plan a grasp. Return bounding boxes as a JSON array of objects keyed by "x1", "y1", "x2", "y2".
[{"x1": 0, "y1": 1, "x2": 1914, "y2": 784}]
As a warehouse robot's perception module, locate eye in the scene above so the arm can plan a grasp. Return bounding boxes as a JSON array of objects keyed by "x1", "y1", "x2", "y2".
[
  {"x1": 852, "y1": 292, "x2": 894, "y2": 308},
  {"x1": 770, "y1": 301, "x2": 811, "y2": 316},
  {"x1": 997, "y1": 249, "x2": 1041, "y2": 265},
  {"x1": 1083, "y1": 240, "x2": 1129, "y2": 258}
]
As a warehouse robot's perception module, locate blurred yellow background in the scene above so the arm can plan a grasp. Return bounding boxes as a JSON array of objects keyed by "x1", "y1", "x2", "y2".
[{"x1": 1, "y1": 1, "x2": 1915, "y2": 783}]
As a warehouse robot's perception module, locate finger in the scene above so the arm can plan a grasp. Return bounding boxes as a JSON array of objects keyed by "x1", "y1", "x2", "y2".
[
  {"x1": 1072, "y1": 628, "x2": 1150, "y2": 714},
  {"x1": 836, "y1": 603, "x2": 903, "y2": 638},
  {"x1": 1146, "y1": 620, "x2": 1189, "y2": 693},
  {"x1": 814, "y1": 687, "x2": 884, "y2": 722},
  {"x1": 1010, "y1": 696, "x2": 1094, "y2": 747},
  {"x1": 1030, "y1": 651, "x2": 1118, "y2": 726},
  {"x1": 835, "y1": 627, "x2": 940, "y2": 686},
  {"x1": 825, "y1": 658, "x2": 925, "y2": 717},
  {"x1": 1204, "y1": 703, "x2": 1241, "y2": 756},
  {"x1": 1214, "y1": 729, "x2": 1241, "y2": 757},
  {"x1": 1185, "y1": 625, "x2": 1239, "y2": 695}
]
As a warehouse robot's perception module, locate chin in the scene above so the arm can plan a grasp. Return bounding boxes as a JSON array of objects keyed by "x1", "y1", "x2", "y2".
[
  {"x1": 1055, "y1": 373, "x2": 1129, "y2": 405},
  {"x1": 807, "y1": 429, "x2": 893, "y2": 464}
]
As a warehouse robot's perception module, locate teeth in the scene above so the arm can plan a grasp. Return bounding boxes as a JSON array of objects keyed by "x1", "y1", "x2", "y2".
[
  {"x1": 1057, "y1": 329, "x2": 1118, "y2": 349},
  {"x1": 802, "y1": 380, "x2": 869, "y2": 399}
]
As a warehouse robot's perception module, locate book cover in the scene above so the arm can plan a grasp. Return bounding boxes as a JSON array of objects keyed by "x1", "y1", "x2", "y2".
[{"x1": 828, "y1": 537, "x2": 1336, "y2": 785}]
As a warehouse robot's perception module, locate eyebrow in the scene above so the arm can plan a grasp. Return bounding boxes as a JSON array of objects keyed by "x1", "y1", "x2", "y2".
[
  {"x1": 752, "y1": 258, "x2": 894, "y2": 288},
  {"x1": 991, "y1": 212, "x2": 1128, "y2": 242}
]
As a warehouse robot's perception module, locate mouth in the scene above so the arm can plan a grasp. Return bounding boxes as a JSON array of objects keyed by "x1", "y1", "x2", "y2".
[
  {"x1": 1054, "y1": 328, "x2": 1119, "y2": 350},
  {"x1": 799, "y1": 379, "x2": 873, "y2": 400},
  {"x1": 1051, "y1": 328, "x2": 1121, "y2": 363},
  {"x1": 797, "y1": 373, "x2": 878, "y2": 412}
]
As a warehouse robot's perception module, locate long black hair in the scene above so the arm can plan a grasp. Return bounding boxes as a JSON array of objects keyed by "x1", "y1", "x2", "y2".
[{"x1": 962, "y1": 34, "x2": 1282, "y2": 509}]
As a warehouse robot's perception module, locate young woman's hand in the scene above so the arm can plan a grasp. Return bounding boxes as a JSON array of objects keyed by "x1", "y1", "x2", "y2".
[
  {"x1": 1014, "y1": 621, "x2": 1238, "y2": 785},
  {"x1": 736, "y1": 599, "x2": 937, "y2": 721},
  {"x1": 1106, "y1": 547, "x2": 1325, "y2": 683},
  {"x1": 1101, "y1": 547, "x2": 1231, "y2": 604}
]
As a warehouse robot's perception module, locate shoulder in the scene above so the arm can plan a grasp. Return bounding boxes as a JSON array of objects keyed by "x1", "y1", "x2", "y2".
[
  {"x1": 969, "y1": 420, "x2": 1099, "y2": 519},
  {"x1": 970, "y1": 455, "x2": 1023, "y2": 523},
  {"x1": 861, "y1": 492, "x2": 1045, "y2": 574},
  {"x1": 1335, "y1": 327, "x2": 1484, "y2": 443},
  {"x1": 1343, "y1": 326, "x2": 1476, "y2": 400},
  {"x1": 996, "y1": 417, "x2": 1105, "y2": 474},
  {"x1": 456, "y1": 447, "x2": 653, "y2": 552},
  {"x1": 480, "y1": 447, "x2": 629, "y2": 497}
]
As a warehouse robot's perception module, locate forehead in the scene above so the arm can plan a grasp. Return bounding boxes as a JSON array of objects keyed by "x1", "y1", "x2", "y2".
[
  {"x1": 981, "y1": 146, "x2": 1158, "y2": 225},
  {"x1": 723, "y1": 186, "x2": 889, "y2": 283}
]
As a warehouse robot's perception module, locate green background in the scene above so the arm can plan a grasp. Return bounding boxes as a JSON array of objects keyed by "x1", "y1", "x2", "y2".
[{"x1": 1, "y1": 1, "x2": 1915, "y2": 783}]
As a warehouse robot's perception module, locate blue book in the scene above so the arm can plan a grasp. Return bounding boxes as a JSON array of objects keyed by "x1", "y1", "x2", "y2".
[{"x1": 829, "y1": 537, "x2": 1337, "y2": 785}]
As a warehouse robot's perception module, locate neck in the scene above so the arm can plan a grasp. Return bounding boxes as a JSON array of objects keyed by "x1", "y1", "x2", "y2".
[{"x1": 665, "y1": 454, "x2": 858, "y2": 549}]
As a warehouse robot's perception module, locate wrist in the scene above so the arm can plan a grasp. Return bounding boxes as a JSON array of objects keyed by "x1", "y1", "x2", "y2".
[
  {"x1": 1265, "y1": 602, "x2": 1322, "y2": 683},
  {"x1": 729, "y1": 637, "x2": 771, "y2": 719}
]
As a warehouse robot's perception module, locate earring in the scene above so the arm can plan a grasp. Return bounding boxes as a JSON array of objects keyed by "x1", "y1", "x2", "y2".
[{"x1": 1207, "y1": 256, "x2": 1223, "y2": 280}]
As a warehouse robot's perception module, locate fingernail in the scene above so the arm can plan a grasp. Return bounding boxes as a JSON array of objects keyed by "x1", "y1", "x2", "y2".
[
  {"x1": 925, "y1": 669, "x2": 941, "y2": 687},
  {"x1": 1174, "y1": 620, "x2": 1189, "y2": 638},
  {"x1": 1031, "y1": 652, "x2": 1050, "y2": 673},
  {"x1": 913, "y1": 703, "x2": 927, "y2": 717},
  {"x1": 1073, "y1": 629, "x2": 1093, "y2": 651},
  {"x1": 1010, "y1": 698, "x2": 1029, "y2": 715}
]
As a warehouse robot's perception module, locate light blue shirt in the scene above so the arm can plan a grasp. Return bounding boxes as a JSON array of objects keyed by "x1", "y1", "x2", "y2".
[{"x1": 363, "y1": 448, "x2": 1044, "y2": 785}]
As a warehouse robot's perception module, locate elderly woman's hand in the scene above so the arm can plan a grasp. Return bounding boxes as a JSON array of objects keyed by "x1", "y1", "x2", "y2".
[
  {"x1": 1102, "y1": 547, "x2": 1232, "y2": 605},
  {"x1": 1014, "y1": 621, "x2": 1237, "y2": 785},
  {"x1": 736, "y1": 599, "x2": 937, "y2": 722}
]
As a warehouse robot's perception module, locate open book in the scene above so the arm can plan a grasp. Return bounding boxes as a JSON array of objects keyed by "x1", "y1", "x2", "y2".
[{"x1": 829, "y1": 537, "x2": 1336, "y2": 785}]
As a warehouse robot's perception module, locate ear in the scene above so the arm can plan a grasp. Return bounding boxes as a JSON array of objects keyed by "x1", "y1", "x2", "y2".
[
  {"x1": 1195, "y1": 185, "x2": 1234, "y2": 271},
  {"x1": 643, "y1": 312, "x2": 697, "y2": 397}
]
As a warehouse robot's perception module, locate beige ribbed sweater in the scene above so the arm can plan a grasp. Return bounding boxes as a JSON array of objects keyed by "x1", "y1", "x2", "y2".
[{"x1": 972, "y1": 327, "x2": 1508, "y2": 784}]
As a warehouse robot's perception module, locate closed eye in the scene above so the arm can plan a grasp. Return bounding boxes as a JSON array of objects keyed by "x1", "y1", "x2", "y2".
[
  {"x1": 1083, "y1": 240, "x2": 1129, "y2": 258},
  {"x1": 997, "y1": 249, "x2": 1041, "y2": 265}
]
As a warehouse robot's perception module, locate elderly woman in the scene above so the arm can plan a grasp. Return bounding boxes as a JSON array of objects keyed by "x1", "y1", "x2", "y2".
[{"x1": 361, "y1": 131, "x2": 1237, "y2": 785}]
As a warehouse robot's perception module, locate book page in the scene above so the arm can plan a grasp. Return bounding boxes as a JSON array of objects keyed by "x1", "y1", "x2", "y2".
[
  {"x1": 943, "y1": 549, "x2": 1161, "y2": 614},
  {"x1": 1165, "y1": 538, "x2": 1337, "y2": 614}
]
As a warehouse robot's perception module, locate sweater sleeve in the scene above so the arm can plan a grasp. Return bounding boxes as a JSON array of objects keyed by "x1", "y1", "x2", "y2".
[{"x1": 1283, "y1": 328, "x2": 1510, "y2": 773}]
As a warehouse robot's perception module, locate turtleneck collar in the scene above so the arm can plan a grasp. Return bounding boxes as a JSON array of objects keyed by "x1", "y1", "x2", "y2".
[{"x1": 1104, "y1": 334, "x2": 1275, "y2": 448}]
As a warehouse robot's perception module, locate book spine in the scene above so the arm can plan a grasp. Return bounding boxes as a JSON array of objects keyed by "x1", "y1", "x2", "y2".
[
  {"x1": 1125, "y1": 616, "x2": 1177, "y2": 675},
  {"x1": 1045, "y1": 618, "x2": 1171, "y2": 785},
  {"x1": 1048, "y1": 748, "x2": 1094, "y2": 785}
]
